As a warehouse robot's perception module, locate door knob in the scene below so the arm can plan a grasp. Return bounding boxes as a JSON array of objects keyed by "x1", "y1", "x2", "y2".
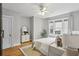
[{"x1": 1, "y1": 30, "x2": 4, "y2": 38}]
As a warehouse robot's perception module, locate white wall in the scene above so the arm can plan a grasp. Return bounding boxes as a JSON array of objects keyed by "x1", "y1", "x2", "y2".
[
  {"x1": 29, "y1": 16, "x2": 48, "y2": 40},
  {"x1": 2, "y1": 8, "x2": 30, "y2": 46},
  {"x1": 72, "y1": 11, "x2": 79, "y2": 31},
  {"x1": 33, "y1": 17, "x2": 44, "y2": 39},
  {"x1": 43, "y1": 19, "x2": 49, "y2": 36},
  {"x1": 69, "y1": 35, "x2": 79, "y2": 48}
]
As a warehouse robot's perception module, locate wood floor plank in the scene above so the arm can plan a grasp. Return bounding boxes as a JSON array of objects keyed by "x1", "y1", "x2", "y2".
[{"x1": 2, "y1": 41, "x2": 32, "y2": 56}]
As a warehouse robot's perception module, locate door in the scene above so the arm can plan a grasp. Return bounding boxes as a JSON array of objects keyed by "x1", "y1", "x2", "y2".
[{"x1": 2, "y1": 15, "x2": 12, "y2": 49}]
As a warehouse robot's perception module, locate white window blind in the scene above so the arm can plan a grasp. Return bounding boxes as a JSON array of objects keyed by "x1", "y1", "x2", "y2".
[{"x1": 63, "y1": 20, "x2": 68, "y2": 34}]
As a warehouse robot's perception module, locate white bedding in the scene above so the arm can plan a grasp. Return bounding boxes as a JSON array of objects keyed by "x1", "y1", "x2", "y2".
[
  {"x1": 34, "y1": 37, "x2": 55, "y2": 45},
  {"x1": 34, "y1": 37, "x2": 56, "y2": 55}
]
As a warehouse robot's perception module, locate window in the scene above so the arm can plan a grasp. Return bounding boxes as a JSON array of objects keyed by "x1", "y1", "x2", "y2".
[
  {"x1": 54, "y1": 21, "x2": 62, "y2": 35},
  {"x1": 49, "y1": 21, "x2": 54, "y2": 36},
  {"x1": 63, "y1": 20, "x2": 68, "y2": 34},
  {"x1": 49, "y1": 18, "x2": 68, "y2": 36}
]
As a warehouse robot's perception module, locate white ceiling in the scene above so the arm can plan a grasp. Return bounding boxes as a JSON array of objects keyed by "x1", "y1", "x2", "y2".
[{"x1": 2, "y1": 3, "x2": 79, "y2": 18}]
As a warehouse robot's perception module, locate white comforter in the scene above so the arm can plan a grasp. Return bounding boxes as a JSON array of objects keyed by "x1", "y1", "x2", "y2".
[{"x1": 34, "y1": 37, "x2": 56, "y2": 55}]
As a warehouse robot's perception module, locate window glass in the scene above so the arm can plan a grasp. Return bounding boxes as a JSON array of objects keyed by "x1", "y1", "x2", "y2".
[{"x1": 54, "y1": 21, "x2": 62, "y2": 35}]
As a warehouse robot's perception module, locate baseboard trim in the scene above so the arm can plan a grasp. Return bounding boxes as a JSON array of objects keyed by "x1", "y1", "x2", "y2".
[{"x1": 13, "y1": 43, "x2": 21, "y2": 47}]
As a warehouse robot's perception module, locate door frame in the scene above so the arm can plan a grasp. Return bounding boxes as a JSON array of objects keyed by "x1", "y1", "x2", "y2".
[{"x1": 2, "y1": 15, "x2": 13, "y2": 49}]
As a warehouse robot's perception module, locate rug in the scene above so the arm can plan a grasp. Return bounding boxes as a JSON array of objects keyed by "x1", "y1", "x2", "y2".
[
  {"x1": 19, "y1": 45, "x2": 44, "y2": 56},
  {"x1": 19, "y1": 45, "x2": 79, "y2": 56}
]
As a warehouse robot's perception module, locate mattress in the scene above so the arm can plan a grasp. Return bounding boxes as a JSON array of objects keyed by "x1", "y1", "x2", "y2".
[{"x1": 34, "y1": 37, "x2": 56, "y2": 55}]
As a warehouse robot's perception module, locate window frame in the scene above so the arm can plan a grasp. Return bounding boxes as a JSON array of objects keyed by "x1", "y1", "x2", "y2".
[{"x1": 48, "y1": 18, "x2": 69, "y2": 37}]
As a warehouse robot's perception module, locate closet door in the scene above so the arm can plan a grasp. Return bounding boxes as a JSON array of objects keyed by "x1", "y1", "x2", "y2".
[{"x1": 2, "y1": 16, "x2": 12, "y2": 49}]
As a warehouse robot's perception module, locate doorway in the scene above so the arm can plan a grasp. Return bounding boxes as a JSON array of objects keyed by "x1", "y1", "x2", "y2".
[{"x1": 2, "y1": 15, "x2": 13, "y2": 49}]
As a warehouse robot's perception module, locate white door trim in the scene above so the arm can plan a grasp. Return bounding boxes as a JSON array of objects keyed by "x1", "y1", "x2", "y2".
[{"x1": 2, "y1": 15, "x2": 13, "y2": 49}]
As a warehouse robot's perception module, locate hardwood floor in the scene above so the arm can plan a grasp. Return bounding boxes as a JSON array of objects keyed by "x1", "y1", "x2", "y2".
[{"x1": 2, "y1": 41, "x2": 32, "y2": 56}]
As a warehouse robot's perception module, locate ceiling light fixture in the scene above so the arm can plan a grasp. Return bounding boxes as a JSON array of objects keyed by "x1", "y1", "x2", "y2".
[{"x1": 38, "y1": 4, "x2": 47, "y2": 15}]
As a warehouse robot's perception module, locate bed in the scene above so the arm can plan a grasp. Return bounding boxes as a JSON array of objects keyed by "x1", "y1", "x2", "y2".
[{"x1": 34, "y1": 37, "x2": 56, "y2": 55}]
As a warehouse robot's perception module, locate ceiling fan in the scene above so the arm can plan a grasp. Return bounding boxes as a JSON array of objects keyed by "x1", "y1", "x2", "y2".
[
  {"x1": 39, "y1": 4, "x2": 47, "y2": 15},
  {"x1": 37, "y1": 3, "x2": 48, "y2": 15}
]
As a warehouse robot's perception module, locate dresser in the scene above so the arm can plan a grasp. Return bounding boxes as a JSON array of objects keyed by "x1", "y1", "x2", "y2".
[{"x1": 22, "y1": 34, "x2": 30, "y2": 42}]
